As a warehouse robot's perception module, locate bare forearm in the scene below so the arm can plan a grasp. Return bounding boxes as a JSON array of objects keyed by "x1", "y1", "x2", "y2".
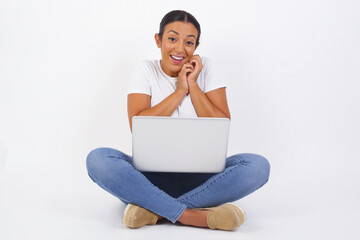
[
  {"x1": 188, "y1": 82, "x2": 228, "y2": 118},
  {"x1": 138, "y1": 90, "x2": 186, "y2": 117}
]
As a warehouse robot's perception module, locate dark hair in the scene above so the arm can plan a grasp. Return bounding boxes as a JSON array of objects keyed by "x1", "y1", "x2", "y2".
[{"x1": 159, "y1": 10, "x2": 201, "y2": 46}]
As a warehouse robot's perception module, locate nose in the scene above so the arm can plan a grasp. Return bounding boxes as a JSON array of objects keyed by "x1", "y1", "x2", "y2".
[{"x1": 175, "y1": 41, "x2": 185, "y2": 53}]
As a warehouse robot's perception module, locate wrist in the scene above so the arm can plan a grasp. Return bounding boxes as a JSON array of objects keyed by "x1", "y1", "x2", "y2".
[
  {"x1": 175, "y1": 88, "x2": 188, "y2": 97},
  {"x1": 187, "y1": 80, "x2": 199, "y2": 92}
]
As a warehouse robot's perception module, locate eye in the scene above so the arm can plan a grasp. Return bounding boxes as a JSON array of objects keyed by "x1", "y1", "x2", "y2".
[
  {"x1": 168, "y1": 37, "x2": 176, "y2": 42},
  {"x1": 186, "y1": 41, "x2": 194, "y2": 46}
]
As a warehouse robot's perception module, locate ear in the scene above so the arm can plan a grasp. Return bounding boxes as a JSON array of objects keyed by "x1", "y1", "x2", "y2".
[{"x1": 155, "y1": 33, "x2": 161, "y2": 48}]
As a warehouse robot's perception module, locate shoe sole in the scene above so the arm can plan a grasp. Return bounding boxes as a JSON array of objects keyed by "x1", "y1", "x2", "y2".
[
  {"x1": 123, "y1": 203, "x2": 137, "y2": 227},
  {"x1": 122, "y1": 204, "x2": 158, "y2": 228},
  {"x1": 122, "y1": 204, "x2": 130, "y2": 224},
  {"x1": 222, "y1": 203, "x2": 247, "y2": 227},
  {"x1": 198, "y1": 203, "x2": 246, "y2": 229}
]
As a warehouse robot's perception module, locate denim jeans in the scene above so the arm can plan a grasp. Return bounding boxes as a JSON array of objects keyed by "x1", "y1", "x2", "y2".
[{"x1": 86, "y1": 147, "x2": 270, "y2": 223}]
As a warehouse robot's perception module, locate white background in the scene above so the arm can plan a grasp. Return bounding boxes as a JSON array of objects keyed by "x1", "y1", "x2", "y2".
[{"x1": 1, "y1": 0, "x2": 359, "y2": 239}]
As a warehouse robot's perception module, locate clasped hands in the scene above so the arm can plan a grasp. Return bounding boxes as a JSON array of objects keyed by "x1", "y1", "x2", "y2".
[{"x1": 177, "y1": 55, "x2": 203, "y2": 95}]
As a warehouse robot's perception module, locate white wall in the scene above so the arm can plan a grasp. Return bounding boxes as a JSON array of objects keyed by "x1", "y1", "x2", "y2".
[{"x1": 1, "y1": 0, "x2": 360, "y2": 203}]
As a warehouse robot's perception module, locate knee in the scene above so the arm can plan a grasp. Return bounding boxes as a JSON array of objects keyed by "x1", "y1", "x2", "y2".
[
  {"x1": 231, "y1": 153, "x2": 270, "y2": 187},
  {"x1": 86, "y1": 148, "x2": 103, "y2": 180},
  {"x1": 86, "y1": 147, "x2": 131, "y2": 183},
  {"x1": 248, "y1": 154, "x2": 270, "y2": 186},
  {"x1": 86, "y1": 147, "x2": 104, "y2": 169},
  {"x1": 86, "y1": 147, "x2": 113, "y2": 182}
]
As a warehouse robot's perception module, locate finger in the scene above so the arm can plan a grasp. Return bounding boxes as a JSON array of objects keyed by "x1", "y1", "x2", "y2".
[
  {"x1": 180, "y1": 67, "x2": 193, "y2": 75},
  {"x1": 189, "y1": 57, "x2": 198, "y2": 64},
  {"x1": 184, "y1": 64, "x2": 194, "y2": 70},
  {"x1": 181, "y1": 63, "x2": 192, "y2": 70},
  {"x1": 190, "y1": 56, "x2": 201, "y2": 63},
  {"x1": 180, "y1": 64, "x2": 190, "y2": 73},
  {"x1": 190, "y1": 55, "x2": 200, "y2": 62},
  {"x1": 191, "y1": 58, "x2": 202, "y2": 69},
  {"x1": 186, "y1": 66, "x2": 194, "y2": 72}
]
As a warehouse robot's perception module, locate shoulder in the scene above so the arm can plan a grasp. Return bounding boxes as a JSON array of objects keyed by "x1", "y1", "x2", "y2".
[
  {"x1": 199, "y1": 56, "x2": 226, "y2": 92},
  {"x1": 200, "y1": 56, "x2": 215, "y2": 74},
  {"x1": 133, "y1": 59, "x2": 158, "y2": 72},
  {"x1": 199, "y1": 56, "x2": 214, "y2": 76},
  {"x1": 132, "y1": 59, "x2": 160, "y2": 78},
  {"x1": 200, "y1": 56, "x2": 212, "y2": 67}
]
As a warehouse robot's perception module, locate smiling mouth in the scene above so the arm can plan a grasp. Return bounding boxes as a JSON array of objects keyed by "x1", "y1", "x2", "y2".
[
  {"x1": 171, "y1": 55, "x2": 185, "y2": 60},
  {"x1": 170, "y1": 55, "x2": 185, "y2": 64}
]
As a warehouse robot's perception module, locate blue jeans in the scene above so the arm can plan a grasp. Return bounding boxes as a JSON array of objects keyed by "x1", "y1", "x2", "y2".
[{"x1": 86, "y1": 147, "x2": 270, "y2": 223}]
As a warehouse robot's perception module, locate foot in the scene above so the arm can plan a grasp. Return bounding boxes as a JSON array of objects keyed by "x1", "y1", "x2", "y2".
[
  {"x1": 122, "y1": 204, "x2": 158, "y2": 228},
  {"x1": 178, "y1": 203, "x2": 246, "y2": 231},
  {"x1": 177, "y1": 209, "x2": 212, "y2": 228},
  {"x1": 204, "y1": 203, "x2": 246, "y2": 230},
  {"x1": 156, "y1": 214, "x2": 165, "y2": 221}
]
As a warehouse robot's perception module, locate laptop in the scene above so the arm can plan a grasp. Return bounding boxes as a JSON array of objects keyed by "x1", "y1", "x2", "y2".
[{"x1": 132, "y1": 116, "x2": 230, "y2": 173}]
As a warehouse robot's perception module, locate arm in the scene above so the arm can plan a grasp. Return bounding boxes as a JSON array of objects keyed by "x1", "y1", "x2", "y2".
[
  {"x1": 185, "y1": 55, "x2": 231, "y2": 119},
  {"x1": 188, "y1": 84, "x2": 231, "y2": 119},
  {"x1": 127, "y1": 90, "x2": 187, "y2": 132}
]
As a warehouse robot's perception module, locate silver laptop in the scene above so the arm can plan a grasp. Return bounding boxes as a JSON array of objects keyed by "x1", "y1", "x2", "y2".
[{"x1": 132, "y1": 116, "x2": 230, "y2": 173}]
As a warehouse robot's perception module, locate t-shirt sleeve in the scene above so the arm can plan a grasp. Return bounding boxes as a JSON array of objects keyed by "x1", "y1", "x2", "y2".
[
  {"x1": 127, "y1": 61, "x2": 151, "y2": 96},
  {"x1": 202, "y1": 56, "x2": 227, "y2": 93}
]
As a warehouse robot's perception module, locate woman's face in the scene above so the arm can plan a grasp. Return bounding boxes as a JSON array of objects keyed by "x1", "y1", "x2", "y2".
[{"x1": 155, "y1": 21, "x2": 198, "y2": 77}]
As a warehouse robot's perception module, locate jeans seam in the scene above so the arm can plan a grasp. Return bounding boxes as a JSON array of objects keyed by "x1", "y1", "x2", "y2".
[
  {"x1": 176, "y1": 164, "x2": 242, "y2": 202},
  {"x1": 177, "y1": 155, "x2": 245, "y2": 202},
  {"x1": 170, "y1": 204, "x2": 187, "y2": 223}
]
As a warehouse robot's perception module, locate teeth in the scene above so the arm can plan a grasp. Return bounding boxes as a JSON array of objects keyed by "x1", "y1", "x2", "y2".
[{"x1": 171, "y1": 55, "x2": 184, "y2": 60}]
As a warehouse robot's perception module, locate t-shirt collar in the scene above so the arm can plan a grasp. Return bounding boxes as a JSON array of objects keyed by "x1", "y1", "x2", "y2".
[{"x1": 157, "y1": 60, "x2": 178, "y2": 82}]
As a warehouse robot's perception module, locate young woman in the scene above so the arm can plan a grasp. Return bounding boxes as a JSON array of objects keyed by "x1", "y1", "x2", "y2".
[{"x1": 86, "y1": 10, "x2": 270, "y2": 231}]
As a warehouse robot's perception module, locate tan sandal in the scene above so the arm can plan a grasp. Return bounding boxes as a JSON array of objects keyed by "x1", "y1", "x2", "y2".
[
  {"x1": 122, "y1": 204, "x2": 158, "y2": 229},
  {"x1": 197, "y1": 203, "x2": 246, "y2": 231}
]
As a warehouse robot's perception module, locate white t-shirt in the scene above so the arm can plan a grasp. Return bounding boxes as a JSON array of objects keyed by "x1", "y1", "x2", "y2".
[{"x1": 127, "y1": 56, "x2": 226, "y2": 118}]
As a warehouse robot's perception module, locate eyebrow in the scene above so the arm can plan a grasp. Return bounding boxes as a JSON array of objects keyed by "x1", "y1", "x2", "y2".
[{"x1": 167, "y1": 30, "x2": 197, "y2": 39}]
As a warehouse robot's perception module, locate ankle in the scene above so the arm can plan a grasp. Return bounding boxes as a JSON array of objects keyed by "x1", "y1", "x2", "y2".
[
  {"x1": 157, "y1": 214, "x2": 164, "y2": 220},
  {"x1": 177, "y1": 209, "x2": 211, "y2": 228}
]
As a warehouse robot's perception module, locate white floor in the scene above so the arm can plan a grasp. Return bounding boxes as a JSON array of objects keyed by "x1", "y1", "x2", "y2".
[{"x1": 1, "y1": 163, "x2": 359, "y2": 240}]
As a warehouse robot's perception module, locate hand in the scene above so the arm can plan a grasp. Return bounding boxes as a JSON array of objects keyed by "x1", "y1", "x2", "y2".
[
  {"x1": 186, "y1": 55, "x2": 203, "y2": 85},
  {"x1": 177, "y1": 61, "x2": 194, "y2": 95}
]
